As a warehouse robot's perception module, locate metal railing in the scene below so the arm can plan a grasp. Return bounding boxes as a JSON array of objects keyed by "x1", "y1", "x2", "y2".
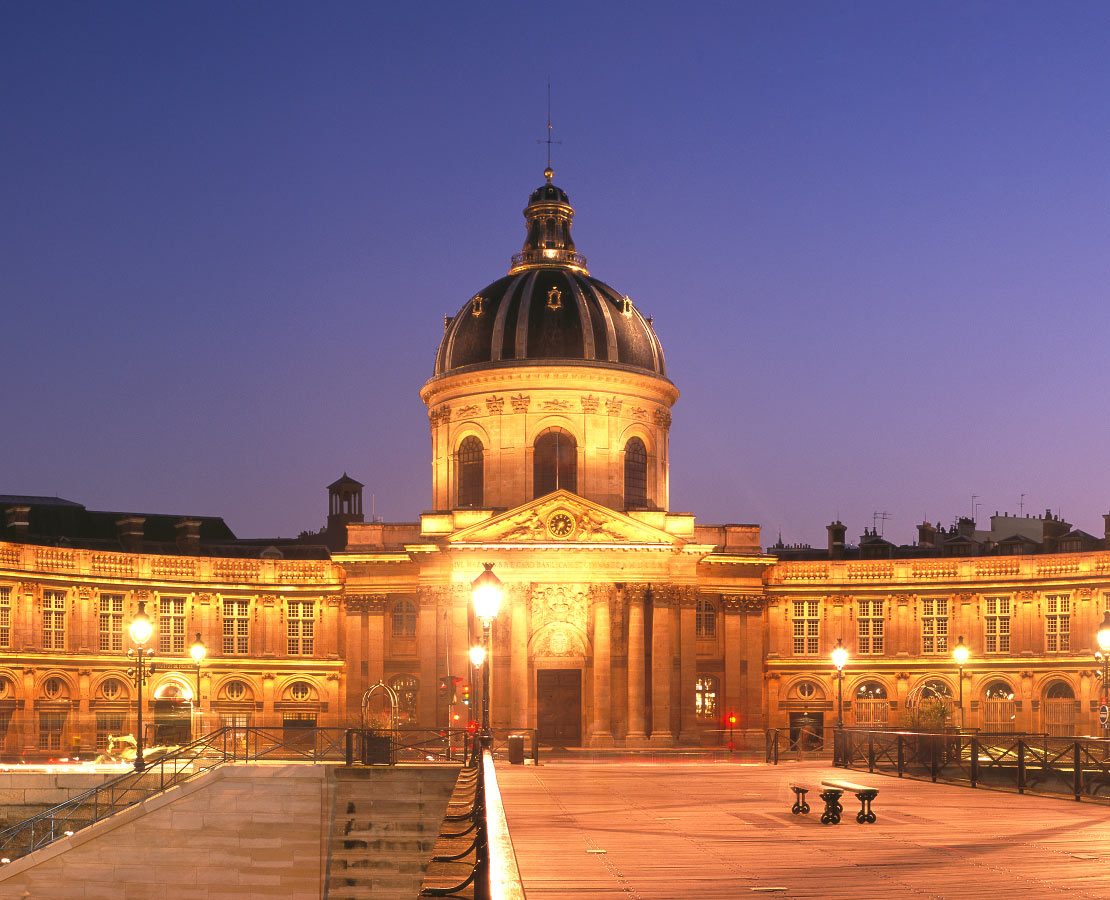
[
  {"x1": 0, "y1": 725, "x2": 473, "y2": 863},
  {"x1": 834, "y1": 728, "x2": 1110, "y2": 802}
]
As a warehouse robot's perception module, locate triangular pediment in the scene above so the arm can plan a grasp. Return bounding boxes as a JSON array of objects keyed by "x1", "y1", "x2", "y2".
[{"x1": 446, "y1": 491, "x2": 680, "y2": 546}]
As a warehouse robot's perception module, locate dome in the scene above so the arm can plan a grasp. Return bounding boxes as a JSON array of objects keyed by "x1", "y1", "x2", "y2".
[{"x1": 432, "y1": 169, "x2": 667, "y2": 379}]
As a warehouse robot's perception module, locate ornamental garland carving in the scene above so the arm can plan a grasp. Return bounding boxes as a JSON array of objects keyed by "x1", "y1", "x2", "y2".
[
  {"x1": 78, "y1": 586, "x2": 94, "y2": 601},
  {"x1": 629, "y1": 406, "x2": 648, "y2": 420},
  {"x1": 739, "y1": 595, "x2": 766, "y2": 613},
  {"x1": 485, "y1": 396, "x2": 505, "y2": 415},
  {"x1": 605, "y1": 397, "x2": 623, "y2": 416},
  {"x1": 456, "y1": 404, "x2": 479, "y2": 418},
  {"x1": 581, "y1": 395, "x2": 600, "y2": 413},
  {"x1": 719, "y1": 594, "x2": 743, "y2": 613},
  {"x1": 500, "y1": 510, "x2": 547, "y2": 541},
  {"x1": 539, "y1": 399, "x2": 572, "y2": 411},
  {"x1": 510, "y1": 394, "x2": 531, "y2": 413},
  {"x1": 653, "y1": 408, "x2": 672, "y2": 428},
  {"x1": 344, "y1": 594, "x2": 388, "y2": 613}
]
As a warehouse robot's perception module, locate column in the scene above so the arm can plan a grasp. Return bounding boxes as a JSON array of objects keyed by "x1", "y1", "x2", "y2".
[
  {"x1": 722, "y1": 596, "x2": 743, "y2": 730},
  {"x1": 675, "y1": 589, "x2": 697, "y2": 743},
  {"x1": 649, "y1": 585, "x2": 674, "y2": 746},
  {"x1": 740, "y1": 596, "x2": 767, "y2": 741},
  {"x1": 625, "y1": 585, "x2": 647, "y2": 744},
  {"x1": 510, "y1": 585, "x2": 530, "y2": 730},
  {"x1": 418, "y1": 589, "x2": 439, "y2": 729},
  {"x1": 589, "y1": 585, "x2": 614, "y2": 747}
]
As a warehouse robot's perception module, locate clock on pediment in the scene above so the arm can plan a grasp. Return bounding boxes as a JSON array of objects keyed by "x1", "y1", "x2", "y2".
[{"x1": 545, "y1": 509, "x2": 577, "y2": 539}]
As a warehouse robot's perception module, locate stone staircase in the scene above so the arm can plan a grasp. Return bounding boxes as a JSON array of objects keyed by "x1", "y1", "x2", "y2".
[{"x1": 326, "y1": 765, "x2": 460, "y2": 899}]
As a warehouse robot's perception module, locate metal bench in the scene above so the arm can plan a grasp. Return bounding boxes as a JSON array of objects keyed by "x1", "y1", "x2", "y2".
[
  {"x1": 788, "y1": 781, "x2": 814, "y2": 815},
  {"x1": 821, "y1": 778, "x2": 878, "y2": 823}
]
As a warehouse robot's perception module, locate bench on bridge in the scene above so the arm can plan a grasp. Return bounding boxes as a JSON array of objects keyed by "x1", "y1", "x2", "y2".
[
  {"x1": 788, "y1": 782, "x2": 813, "y2": 815},
  {"x1": 788, "y1": 782, "x2": 844, "y2": 823},
  {"x1": 821, "y1": 779, "x2": 878, "y2": 824}
]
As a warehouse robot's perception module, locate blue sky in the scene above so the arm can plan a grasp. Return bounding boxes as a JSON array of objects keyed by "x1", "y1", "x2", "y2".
[{"x1": 4, "y1": 2, "x2": 1109, "y2": 546}]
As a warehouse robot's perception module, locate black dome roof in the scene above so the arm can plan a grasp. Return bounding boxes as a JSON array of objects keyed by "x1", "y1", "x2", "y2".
[
  {"x1": 432, "y1": 171, "x2": 667, "y2": 379},
  {"x1": 434, "y1": 268, "x2": 666, "y2": 377}
]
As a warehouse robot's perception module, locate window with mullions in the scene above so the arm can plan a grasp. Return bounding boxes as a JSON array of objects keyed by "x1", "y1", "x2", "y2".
[
  {"x1": 857, "y1": 599, "x2": 884, "y2": 654},
  {"x1": 390, "y1": 675, "x2": 419, "y2": 722},
  {"x1": 0, "y1": 586, "x2": 11, "y2": 649},
  {"x1": 792, "y1": 600, "x2": 820, "y2": 655},
  {"x1": 695, "y1": 597, "x2": 716, "y2": 639},
  {"x1": 533, "y1": 431, "x2": 577, "y2": 497},
  {"x1": 222, "y1": 599, "x2": 250, "y2": 654},
  {"x1": 287, "y1": 601, "x2": 315, "y2": 656},
  {"x1": 38, "y1": 711, "x2": 67, "y2": 751},
  {"x1": 43, "y1": 591, "x2": 65, "y2": 651},
  {"x1": 921, "y1": 598, "x2": 948, "y2": 654},
  {"x1": 695, "y1": 675, "x2": 719, "y2": 721},
  {"x1": 159, "y1": 597, "x2": 186, "y2": 654},
  {"x1": 99, "y1": 594, "x2": 124, "y2": 652},
  {"x1": 95, "y1": 712, "x2": 124, "y2": 751},
  {"x1": 457, "y1": 436, "x2": 484, "y2": 507},
  {"x1": 391, "y1": 599, "x2": 417, "y2": 638},
  {"x1": 624, "y1": 437, "x2": 647, "y2": 508},
  {"x1": 1045, "y1": 594, "x2": 1071, "y2": 652}
]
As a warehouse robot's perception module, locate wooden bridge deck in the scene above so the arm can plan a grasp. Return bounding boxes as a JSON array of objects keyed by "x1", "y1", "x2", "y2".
[{"x1": 496, "y1": 758, "x2": 1110, "y2": 899}]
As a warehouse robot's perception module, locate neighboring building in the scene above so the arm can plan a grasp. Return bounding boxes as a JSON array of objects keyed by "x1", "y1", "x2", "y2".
[{"x1": 4, "y1": 169, "x2": 1110, "y2": 755}]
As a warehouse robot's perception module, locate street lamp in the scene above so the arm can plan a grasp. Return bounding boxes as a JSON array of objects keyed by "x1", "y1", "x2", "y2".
[
  {"x1": 953, "y1": 636, "x2": 969, "y2": 729},
  {"x1": 1096, "y1": 612, "x2": 1110, "y2": 737},
  {"x1": 471, "y1": 563, "x2": 502, "y2": 748},
  {"x1": 189, "y1": 633, "x2": 206, "y2": 739},
  {"x1": 127, "y1": 602, "x2": 156, "y2": 772},
  {"x1": 831, "y1": 638, "x2": 848, "y2": 728}
]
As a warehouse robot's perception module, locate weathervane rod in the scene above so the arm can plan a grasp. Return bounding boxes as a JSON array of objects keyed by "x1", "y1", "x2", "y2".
[{"x1": 538, "y1": 80, "x2": 561, "y2": 173}]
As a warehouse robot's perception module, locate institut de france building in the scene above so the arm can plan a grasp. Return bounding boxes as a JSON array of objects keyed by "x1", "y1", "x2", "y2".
[{"x1": 4, "y1": 168, "x2": 1110, "y2": 755}]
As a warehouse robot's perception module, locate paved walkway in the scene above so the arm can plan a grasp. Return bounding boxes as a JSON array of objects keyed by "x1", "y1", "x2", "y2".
[{"x1": 497, "y1": 758, "x2": 1110, "y2": 899}]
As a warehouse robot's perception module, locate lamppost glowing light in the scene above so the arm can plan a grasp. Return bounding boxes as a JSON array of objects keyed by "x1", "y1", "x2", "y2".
[
  {"x1": 471, "y1": 563, "x2": 502, "y2": 748},
  {"x1": 126, "y1": 602, "x2": 156, "y2": 772},
  {"x1": 1098, "y1": 612, "x2": 1110, "y2": 737},
  {"x1": 468, "y1": 645, "x2": 486, "y2": 668},
  {"x1": 953, "y1": 636, "x2": 969, "y2": 729},
  {"x1": 189, "y1": 633, "x2": 206, "y2": 739},
  {"x1": 831, "y1": 638, "x2": 848, "y2": 729}
]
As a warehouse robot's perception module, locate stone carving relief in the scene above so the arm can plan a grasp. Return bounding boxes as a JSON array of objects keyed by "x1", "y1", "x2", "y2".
[
  {"x1": 456, "y1": 404, "x2": 479, "y2": 418},
  {"x1": 653, "y1": 408, "x2": 672, "y2": 428},
  {"x1": 629, "y1": 406, "x2": 648, "y2": 420},
  {"x1": 539, "y1": 399, "x2": 572, "y2": 411},
  {"x1": 605, "y1": 397, "x2": 623, "y2": 416},
  {"x1": 510, "y1": 394, "x2": 531, "y2": 413},
  {"x1": 530, "y1": 584, "x2": 588, "y2": 634},
  {"x1": 485, "y1": 396, "x2": 504, "y2": 415},
  {"x1": 345, "y1": 594, "x2": 388, "y2": 614},
  {"x1": 581, "y1": 395, "x2": 600, "y2": 413}
]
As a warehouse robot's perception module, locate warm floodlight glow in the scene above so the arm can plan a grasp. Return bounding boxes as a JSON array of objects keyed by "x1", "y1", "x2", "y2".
[
  {"x1": 128, "y1": 602, "x2": 153, "y2": 646},
  {"x1": 831, "y1": 638, "x2": 848, "y2": 671},
  {"x1": 469, "y1": 645, "x2": 486, "y2": 667},
  {"x1": 471, "y1": 563, "x2": 503, "y2": 621},
  {"x1": 190, "y1": 633, "x2": 207, "y2": 665},
  {"x1": 1098, "y1": 612, "x2": 1110, "y2": 654},
  {"x1": 953, "y1": 636, "x2": 969, "y2": 667}
]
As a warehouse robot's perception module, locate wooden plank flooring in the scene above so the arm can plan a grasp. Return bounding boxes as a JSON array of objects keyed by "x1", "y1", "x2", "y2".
[{"x1": 497, "y1": 759, "x2": 1110, "y2": 898}]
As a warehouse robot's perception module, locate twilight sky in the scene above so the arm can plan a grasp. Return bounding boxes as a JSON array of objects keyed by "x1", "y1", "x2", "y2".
[{"x1": 4, "y1": 2, "x2": 1110, "y2": 548}]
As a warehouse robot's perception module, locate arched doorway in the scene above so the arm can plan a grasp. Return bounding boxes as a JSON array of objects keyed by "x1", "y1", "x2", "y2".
[
  {"x1": 153, "y1": 682, "x2": 192, "y2": 745},
  {"x1": 982, "y1": 680, "x2": 1017, "y2": 734},
  {"x1": 1043, "y1": 681, "x2": 1076, "y2": 736},
  {"x1": 853, "y1": 680, "x2": 889, "y2": 728}
]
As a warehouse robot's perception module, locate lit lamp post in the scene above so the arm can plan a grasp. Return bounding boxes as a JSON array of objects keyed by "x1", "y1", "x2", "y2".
[
  {"x1": 471, "y1": 563, "x2": 502, "y2": 749},
  {"x1": 127, "y1": 602, "x2": 156, "y2": 772},
  {"x1": 831, "y1": 638, "x2": 848, "y2": 729},
  {"x1": 469, "y1": 644, "x2": 486, "y2": 741},
  {"x1": 1096, "y1": 612, "x2": 1110, "y2": 738},
  {"x1": 189, "y1": 633, "x2": 206, "y2": 739},
  {"x1": 953, "y1": 636, "x2": 969, "y2": 730}
]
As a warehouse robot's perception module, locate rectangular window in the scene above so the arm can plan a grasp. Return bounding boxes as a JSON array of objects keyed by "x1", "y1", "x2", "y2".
[
  {"x1": 223, "y1": 599, "x2": 250, "y2": 655},
  {"x1": 0, "y1": 586, "x2": 10, "y2": 649},
  {"x1": 287, "y1": 600, "x2": 315, "y2": 656},
  {"x1": 857, "y1": 599, "x2": 884, "y2": 654},
  {"x1": 99, "y1": 594, "x2": 124, "y2": 652},
  {"x1": 95, "y1": 712, "x2": 125, "y2": 751},
  {"x1": 159, "y1": 596, "x2": 186, "y2": 654},
  {"x1": 792, "y1": 600, "x2": 820, "y2": 655},
  {"x1": 695, "y1": 600, "x2": 716, "y2": 639},
  {"x1": 43, "y1": 591, "x2": 66, "y2": 651},
  {"x1": 921, "y1": 597, "x2": 948, "y2": 654},
  {"x1": 38, "y1": 711, "x2": 67, "y2": 751},
  {"x1": 1045, "y1": 594, "x2": 1071, "y2": 652},
  {"x1": 985, "y1": 596, "x2": 1011, "y2": 653}
]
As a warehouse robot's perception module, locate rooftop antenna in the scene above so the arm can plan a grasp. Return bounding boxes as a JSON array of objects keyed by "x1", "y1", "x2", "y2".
[
  {"x1": 971, "y1": 494, "x2": 981, "y2": 523},
  {"x1": 537, "y1": 81, "x2": 561, "y2": 176},
  {"x1": 1018, "y1": 492, "x2": 1026, "y2": 517},
  {"x1": 872, "y1": 511, "x2": 890, "y2": 537}
]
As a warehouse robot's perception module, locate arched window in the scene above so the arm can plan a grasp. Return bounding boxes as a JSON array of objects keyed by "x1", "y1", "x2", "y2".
[
  {"x1": 391, "y1": 600, "x2": 417, "y2": 638},
  {"x1": 1045, "y1": 681, "x2": 1075, "y2": 699},
  {"x1": 533, "y1": 431, "x2": 577, "y2": 497},
  {"x1": 695, "y1": 675, "x2": 719, "y2": 721},
  {"x1": 855, "y1": 681, "x2": 887, "y2": 699},
  {"x1": 984, "y1": 681, "x2": 1014, "y2": 701},
  {"x1": 457, "y1": 436, "x2": 484, "y2": 507},
  {"x1": 920, "y1": 680, "x2": 952, "y2": 700},
  {"x1": 624, "y1": 437, "x2": 648, "y2": 508},
  {"x1": 695, "y1": 597, "x2": 716, "y2": 639},
  {"x1": 390, "y1": 675, "x2": 419, "y2": 723}
]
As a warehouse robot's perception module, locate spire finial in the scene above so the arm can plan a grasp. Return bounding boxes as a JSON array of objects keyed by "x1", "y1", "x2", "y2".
[{"x1": 538, "y1": 81, "x2": 560, "y2": 180}]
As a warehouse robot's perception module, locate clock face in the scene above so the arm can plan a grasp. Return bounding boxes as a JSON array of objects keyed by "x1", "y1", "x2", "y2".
[{"x1": 546, "y1": 511, "x2": 576, "y2": 539}]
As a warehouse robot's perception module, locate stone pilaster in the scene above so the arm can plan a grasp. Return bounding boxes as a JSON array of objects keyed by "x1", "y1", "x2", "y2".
[
  {"x1": 677, "y1": 588, "x2": 698, "y2": 744},
  {"x1": 649, "y1": 585, "x2": 675, "y2": 747},
  {"x1": 625, "y1": 585, "x2": 647, "y2": 744},
  {"x1": 509, "y1": 584, "x2": 530, "y2": 730},
  {"x1": 589, "y1": 585, "x2": 614, "y2": 747},
  {"x1": 721, "y1": 595, "x2": 743, "y2": 730}
]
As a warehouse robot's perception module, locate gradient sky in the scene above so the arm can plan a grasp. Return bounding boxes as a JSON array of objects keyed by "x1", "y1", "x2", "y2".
[{"x1": 5, "y1": 2, "x2": 1110, "y2": 548}]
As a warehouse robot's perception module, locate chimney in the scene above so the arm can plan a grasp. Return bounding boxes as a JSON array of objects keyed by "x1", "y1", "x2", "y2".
[
  {"x1": 917, "y1": 520, "x2": 937, "y2": 549},
  {"x1": 5, "y1": 506, "x2": 30, "y2": 539},
  {"x1": 1103, "y1": 513, "x2": 1110, "y2": 549},
  {"x1": 827, "y1": 520, "x2": 846, "y2": 560},
  {"x1": 116, "y1": 516, "x2": 145, "y2": 554},
  {"x1": 175, "y1": 518, "x2": 202, "y2": 555}
]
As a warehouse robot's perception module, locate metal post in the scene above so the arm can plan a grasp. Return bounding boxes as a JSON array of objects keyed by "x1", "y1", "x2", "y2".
[
  {"x1": 482, "y1": 620, "x2": 492, "y2": 749},
  {"x1": 837, "y1": 669, "x2": 844, "y2": 728},
  {"x1": 135, "y1": 653, "x2": 146, "y2": 772}
]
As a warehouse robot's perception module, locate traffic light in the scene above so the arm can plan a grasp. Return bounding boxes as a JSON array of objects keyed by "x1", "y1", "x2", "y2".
[{"x1": 461, "y1": 682, "x2": 471, "y2": 705}]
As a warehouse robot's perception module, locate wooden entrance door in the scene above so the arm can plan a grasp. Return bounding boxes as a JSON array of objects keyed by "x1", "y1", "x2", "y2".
[{"x1": 537, "y1": 670, "x2": 581, "y2": 747}]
